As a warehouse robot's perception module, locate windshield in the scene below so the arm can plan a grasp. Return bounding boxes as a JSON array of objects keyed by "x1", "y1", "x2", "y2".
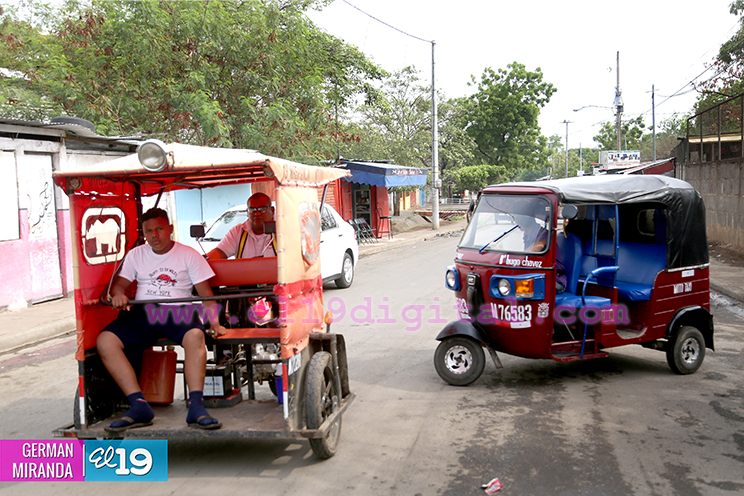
[
  {"x1": 203, "y1": 209, "x2": 246, "y2": 241},
  {"x1": 460, "y1": 195, "x2": 552, "y2": 254}
]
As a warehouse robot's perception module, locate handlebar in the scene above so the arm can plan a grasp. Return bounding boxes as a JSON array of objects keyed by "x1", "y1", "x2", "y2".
[{"x1": 99, "y1": 291, "x2": 274, "y2": 306}]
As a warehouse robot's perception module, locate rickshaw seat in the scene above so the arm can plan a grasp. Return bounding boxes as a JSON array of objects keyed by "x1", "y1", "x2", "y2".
[
  {"x1": 578, "y1": 241, "x2": 665, "y2": 301},
  {"x1": 207, "y1": 257, "x2": 278, "y2": 287},
  {"x1": 556, "y1": 233, "x2": 613, "y2": 309}
]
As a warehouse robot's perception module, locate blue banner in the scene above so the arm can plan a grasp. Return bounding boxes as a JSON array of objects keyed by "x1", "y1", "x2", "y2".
[{"x1": 84, "y1": 440, "x2": 167, "y2": 482}]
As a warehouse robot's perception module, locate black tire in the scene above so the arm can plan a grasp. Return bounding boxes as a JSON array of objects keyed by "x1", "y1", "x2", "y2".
[
  {"x1": 268, "y1": 376, "x2": 277, "y2": 397},
  {"x1": 434, "y1": 337, "x2": 485, "y2": 386},
  {"x1": 334, "y1": 252, "x2": 354, "y2": 288},
  {"x1": 73, "y1": 386, "x2": 81, "y2": 430},
  {"x1": 666, "y1": 326, "x2": 706, "y2": 375},
  {"x1": 305, "y1": 351, "x2": 342, "y2": 459}
]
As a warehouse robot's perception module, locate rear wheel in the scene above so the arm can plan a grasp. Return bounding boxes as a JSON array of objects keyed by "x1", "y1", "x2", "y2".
[
  {"x1": 305, "y1": 351, "x2": 341, "y2": 458},
  {"x1": 666, "y1": 326, "x2": 705, "y2": 375},
  {"x1": 335, "y1": 252, "x2": 354, "y2": 288},
  {"x1": 434, "y1": 337, "x2": 485, "y2": 386}
]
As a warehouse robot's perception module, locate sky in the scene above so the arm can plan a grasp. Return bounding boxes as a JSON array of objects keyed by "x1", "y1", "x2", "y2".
[{"x1": 307, "y1": 0, "x2": 740, "y2": 153}]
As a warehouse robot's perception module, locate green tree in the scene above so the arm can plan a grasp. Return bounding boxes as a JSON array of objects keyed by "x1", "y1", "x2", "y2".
[
  {"x1": 0, "y1": 0, "x2": 383, "y2": 162},
  {"x1": 455, "y1": 164, "x2": 507, "y2": 193},
  {"x1": 593, "y1": 116, "x2": 646, "y2": 152},
  {"x1": 464, "y1": 62, "x2": 556, "y2": 171},
  {"x1": 340, "y1": 66, "x2": 432, "y2": 167}
]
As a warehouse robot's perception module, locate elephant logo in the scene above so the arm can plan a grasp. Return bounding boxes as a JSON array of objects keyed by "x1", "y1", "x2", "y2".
[{"x1": 81, "y1": 207, "x2": 126, "y2": 265}]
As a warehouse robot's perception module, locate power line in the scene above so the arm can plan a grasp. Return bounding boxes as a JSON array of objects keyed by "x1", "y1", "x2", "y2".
[{"x1": 341, "y1": 0, "x2": 431, "y2": 44}]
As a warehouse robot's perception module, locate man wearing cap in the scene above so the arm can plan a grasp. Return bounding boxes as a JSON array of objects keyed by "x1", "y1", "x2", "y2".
[{"x1": 206, "y1": 192, "x2": 276, "y2": 260}]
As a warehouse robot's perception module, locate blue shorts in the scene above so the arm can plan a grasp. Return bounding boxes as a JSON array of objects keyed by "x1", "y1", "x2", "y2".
[{"x1": 102, "y1": 304, "x2": 206, "y2": 354}]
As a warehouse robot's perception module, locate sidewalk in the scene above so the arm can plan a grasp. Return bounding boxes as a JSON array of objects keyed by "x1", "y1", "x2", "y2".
[{"x1": 0, "y1": 220, "x2": 741, "y2": 355}]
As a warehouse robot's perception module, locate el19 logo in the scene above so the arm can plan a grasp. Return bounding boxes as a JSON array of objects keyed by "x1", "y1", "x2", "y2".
[{"x1": 84, "y1": 440, "x2": 167, "y2": 481}]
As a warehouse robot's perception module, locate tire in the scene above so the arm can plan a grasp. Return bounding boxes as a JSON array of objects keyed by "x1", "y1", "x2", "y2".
[
  {"x1": 268, "y1": 376, "x2": 277, "y2": 397},
  {"x1": 434, "y1": 337, "x2": 485, "y2": 386},
  {"x1": 666, "y1": 326, "x2": 706, "y2": 375},
  {"x1": 73, "y1": 386, "x2": 81, "y2": 430},
  {"x1": 305, "y1": 351, "x2": 342, "y2": 459},
  {"x1": 334, "y1": 252, "x2": 354, "y2": 289}
]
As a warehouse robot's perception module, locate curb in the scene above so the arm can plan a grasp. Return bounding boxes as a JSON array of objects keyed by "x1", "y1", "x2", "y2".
[
  {"x1": 710, "y1": 282, "x2": 744, "y2": 305},
  {"x1": 1, "y1": 320, "x2": 76, "y2": 355},
  {"x1": 358, "y1": 226, "x2": 465, "y2": 258}
]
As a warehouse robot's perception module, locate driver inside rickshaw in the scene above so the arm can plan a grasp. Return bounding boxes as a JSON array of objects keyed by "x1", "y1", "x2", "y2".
[{"x1": 512, "y1": 199, "x2": 550, "y2": 253}]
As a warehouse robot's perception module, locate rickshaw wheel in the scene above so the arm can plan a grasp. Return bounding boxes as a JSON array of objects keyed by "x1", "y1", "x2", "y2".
[
  {"x1": 434, "y1": 337, "x2": 485, "y2": 386},
  {"x1": 305, "y1": 351, "x2": 342, "y2": 459},
  {"x1": 666, "y1": 326, "x2": 706, "y2": 375}
]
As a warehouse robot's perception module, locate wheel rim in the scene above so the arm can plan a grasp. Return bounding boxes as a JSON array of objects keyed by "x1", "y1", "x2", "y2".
[
  {"x1": 680, "y1": 337, "x2": 701, "y2": 365},
  {"x1": 342, "y1": 256, "x2": 353, "y2": 283},
  {"x1": 321, "y1": 370, "x2": 341, "y2": 443},
  {"x1": 444, "y1": 345, "x2": 473, "y2": 374}
]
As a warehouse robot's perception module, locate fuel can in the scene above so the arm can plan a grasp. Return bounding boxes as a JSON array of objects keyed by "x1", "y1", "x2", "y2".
[{"x1": 139, "y1": 346, "x2": 177, "y2": 404}]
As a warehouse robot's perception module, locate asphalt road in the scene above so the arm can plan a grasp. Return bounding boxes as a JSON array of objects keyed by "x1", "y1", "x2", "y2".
[{"x1": 1, "y1": 235, "x2": 743, "y2": 495}]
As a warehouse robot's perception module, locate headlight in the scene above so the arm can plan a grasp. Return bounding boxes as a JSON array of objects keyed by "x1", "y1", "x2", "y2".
[
  {"x1": 137, "y1": 139, "x2": 169, "y2": 172},
  {"x1": 497, "y1": 278, "x2": 511, "y2": 296},
  {"x1": 445, "y1": 267, "x2": 460, "y2": 291}
]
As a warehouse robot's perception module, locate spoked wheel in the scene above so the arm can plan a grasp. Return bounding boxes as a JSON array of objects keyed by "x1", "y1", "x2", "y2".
[
  {"x1": 434, "y1": 337, "x2": 485, "y2": 386},
  {"x1": 335, "y1": 252, "x2": 354, "y2": 288},
  {"x1": 666, "y1": 326, "x2": 706, "y2": 375},
  {"x1": 305, "y1": 351, "x2": 342, "y2": 458}
]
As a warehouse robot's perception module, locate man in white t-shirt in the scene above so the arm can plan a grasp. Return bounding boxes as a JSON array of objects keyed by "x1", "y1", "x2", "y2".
[
  {"x1": 97, "y1": 208, "x2": 227, "y2": 432},
  {"x1": 206, "y1": 192, "x2": 276, "y2": 260}
]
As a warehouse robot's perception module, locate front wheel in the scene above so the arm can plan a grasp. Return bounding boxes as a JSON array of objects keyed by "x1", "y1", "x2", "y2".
[
  {"x1": 434, "y1": 337, "x2": 485, "y2": 386},
  {"x1": 305, "y1": 351, "x2": 342, "y2": 458},
  {"x1": 335, "y1": 252, "x2": 354, "y2": 288},
  {"x1": 666, "y1": 326, "x2": 706, "y2": 375}
]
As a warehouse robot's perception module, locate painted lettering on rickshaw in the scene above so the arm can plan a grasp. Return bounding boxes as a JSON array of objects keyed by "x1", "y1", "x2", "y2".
[{"x1": 498, "y1": 254, "x2": 543, "y2": 268}]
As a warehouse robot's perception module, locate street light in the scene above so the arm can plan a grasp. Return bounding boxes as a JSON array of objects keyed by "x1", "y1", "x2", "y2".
[{"x1": 573, "y1": 105, "x2": 613, "y2": 112}]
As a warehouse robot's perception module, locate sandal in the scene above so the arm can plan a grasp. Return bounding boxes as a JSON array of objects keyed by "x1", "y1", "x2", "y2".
[
  {"x1": 104, "y1": 416, "x2": 154, "y2": 433},
  {"x1": 188, "y1": 415, "x2": 222, "y2": 430}
]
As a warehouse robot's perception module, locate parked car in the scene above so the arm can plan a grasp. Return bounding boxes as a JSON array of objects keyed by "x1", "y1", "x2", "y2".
[{"x1": 196, "y1": 203, "x2": 358, "y2": 288}]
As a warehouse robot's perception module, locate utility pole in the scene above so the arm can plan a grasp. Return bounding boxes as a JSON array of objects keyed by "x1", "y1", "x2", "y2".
[
  {"x1": 614, "y1": 51, "x2": 623, "y2": 151},
  {"x1": 561, "y1": 120, "x2": 572, "y2": 177},
  {"x1": 652, "y1": 84, "x2": 657, "y2": 161},
  {"x1": 431, "y1": 41, "x2": 439, "y2": 230}
]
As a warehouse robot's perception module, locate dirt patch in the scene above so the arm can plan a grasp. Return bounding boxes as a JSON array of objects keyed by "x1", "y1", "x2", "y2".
[{"x1": 709, "y1": 241, "x2": 744, "y2": 268}]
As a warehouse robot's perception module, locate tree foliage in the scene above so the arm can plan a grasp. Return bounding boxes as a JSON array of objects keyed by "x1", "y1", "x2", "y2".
[
  {"x1": 463, "y1": 62, "x2": 556, "y2": 171},
  {"x1": 592, "y1": 116, "x2": 646, "y2": 151},
  {"x1": 454, "y1": 164, "x2": 507, "y2": 193},
  {"x1": 0, "y1": 0, "x2": 384, "y2": 162}
]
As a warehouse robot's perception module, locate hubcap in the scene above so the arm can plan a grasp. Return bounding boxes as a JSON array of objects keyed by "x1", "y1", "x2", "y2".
[
  {"x1": 342, "y1": 257, "x2": 353, "y2": 283},
  {"x1": 445, "y1": 345, "x2": 473, "y2": 374},
  {"x1": 680, "y1": 337, "x2": 700, "y2": 364}
]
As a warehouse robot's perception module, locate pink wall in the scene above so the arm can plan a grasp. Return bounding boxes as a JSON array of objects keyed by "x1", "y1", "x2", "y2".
[
  {"x1": 0, "y1": 209, "x2": 70, "y2": 310},
  {"x1": 0, "y1": 210, "x2": 34, "y2": 309}
]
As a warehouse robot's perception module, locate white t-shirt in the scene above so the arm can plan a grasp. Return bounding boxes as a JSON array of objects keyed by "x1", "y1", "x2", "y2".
[
  {"x1": 119, "y1": 242, "x2": 215, "y2": 301},
  {"x1": 215, "y1": 220, "x2": 276, "y2": 258}
]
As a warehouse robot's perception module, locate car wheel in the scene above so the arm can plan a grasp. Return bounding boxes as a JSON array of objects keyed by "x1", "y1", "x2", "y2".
[
  {"x1": 666, "y1": 326, "x2": 705, "y2": 375},
  {"x1": 434, "y1": 337, "x2": 485, "y2": 386},
  {"x1": 335, "y1": 252, "x2": 354, "y2": 288}
]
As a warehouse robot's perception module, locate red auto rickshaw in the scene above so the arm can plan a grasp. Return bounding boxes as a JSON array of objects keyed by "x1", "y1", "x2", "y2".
[
  {"x1": 53, "y1": 141, "x2": 354, "y2": 458},
  {"x1": 435, "y1": 175, "x2": 714, "y2": 385}
]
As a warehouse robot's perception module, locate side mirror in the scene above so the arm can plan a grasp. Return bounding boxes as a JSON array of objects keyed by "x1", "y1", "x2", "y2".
[
  {"x1": 561, "y1": 204, "x2": 578, "y2": 220},
  {"x1": 190, "y1": 225, "x2": 206, "y2": 238},
  {"x1": 263, "y1": 221, "x2": 276, "y2": 234}
]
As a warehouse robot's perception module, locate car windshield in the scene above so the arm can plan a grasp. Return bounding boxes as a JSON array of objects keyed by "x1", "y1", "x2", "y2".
[
  {"x1": 203, "y1": 210, "x2": 246, "y2": 241},
  {"x1": 460, "y1": 195, "x2": 552, "y2": 254}
]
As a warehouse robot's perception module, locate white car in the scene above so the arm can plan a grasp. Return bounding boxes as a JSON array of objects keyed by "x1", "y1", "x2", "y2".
[{"x1": 195, "y1": 203, "x2": 358, "y2": 288}]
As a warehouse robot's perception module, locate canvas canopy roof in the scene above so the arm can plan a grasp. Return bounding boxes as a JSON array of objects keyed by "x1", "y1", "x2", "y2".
[
  {"x1": 53, "y1": 143, "x2": 350, "y2": 195},
  {"x1": 339, "y1": 160, "x2": 428, "y2": 188}
]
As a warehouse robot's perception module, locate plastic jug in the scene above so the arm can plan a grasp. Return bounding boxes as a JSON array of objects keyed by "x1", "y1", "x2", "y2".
[{"x1": 139, "y1": 346, "x2": 177, "y2": 404}]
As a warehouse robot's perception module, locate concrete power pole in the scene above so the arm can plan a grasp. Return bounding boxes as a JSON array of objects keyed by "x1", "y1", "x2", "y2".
[
  {"x1": 561, "y1": 120, "x2": 572, "y2": 177},
  {"x1": 614, "y1": 51, "x2": 623, "y2": 151},
  {"x1": 431, "y1": 41, "x2": 440, "y2": 230}
]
